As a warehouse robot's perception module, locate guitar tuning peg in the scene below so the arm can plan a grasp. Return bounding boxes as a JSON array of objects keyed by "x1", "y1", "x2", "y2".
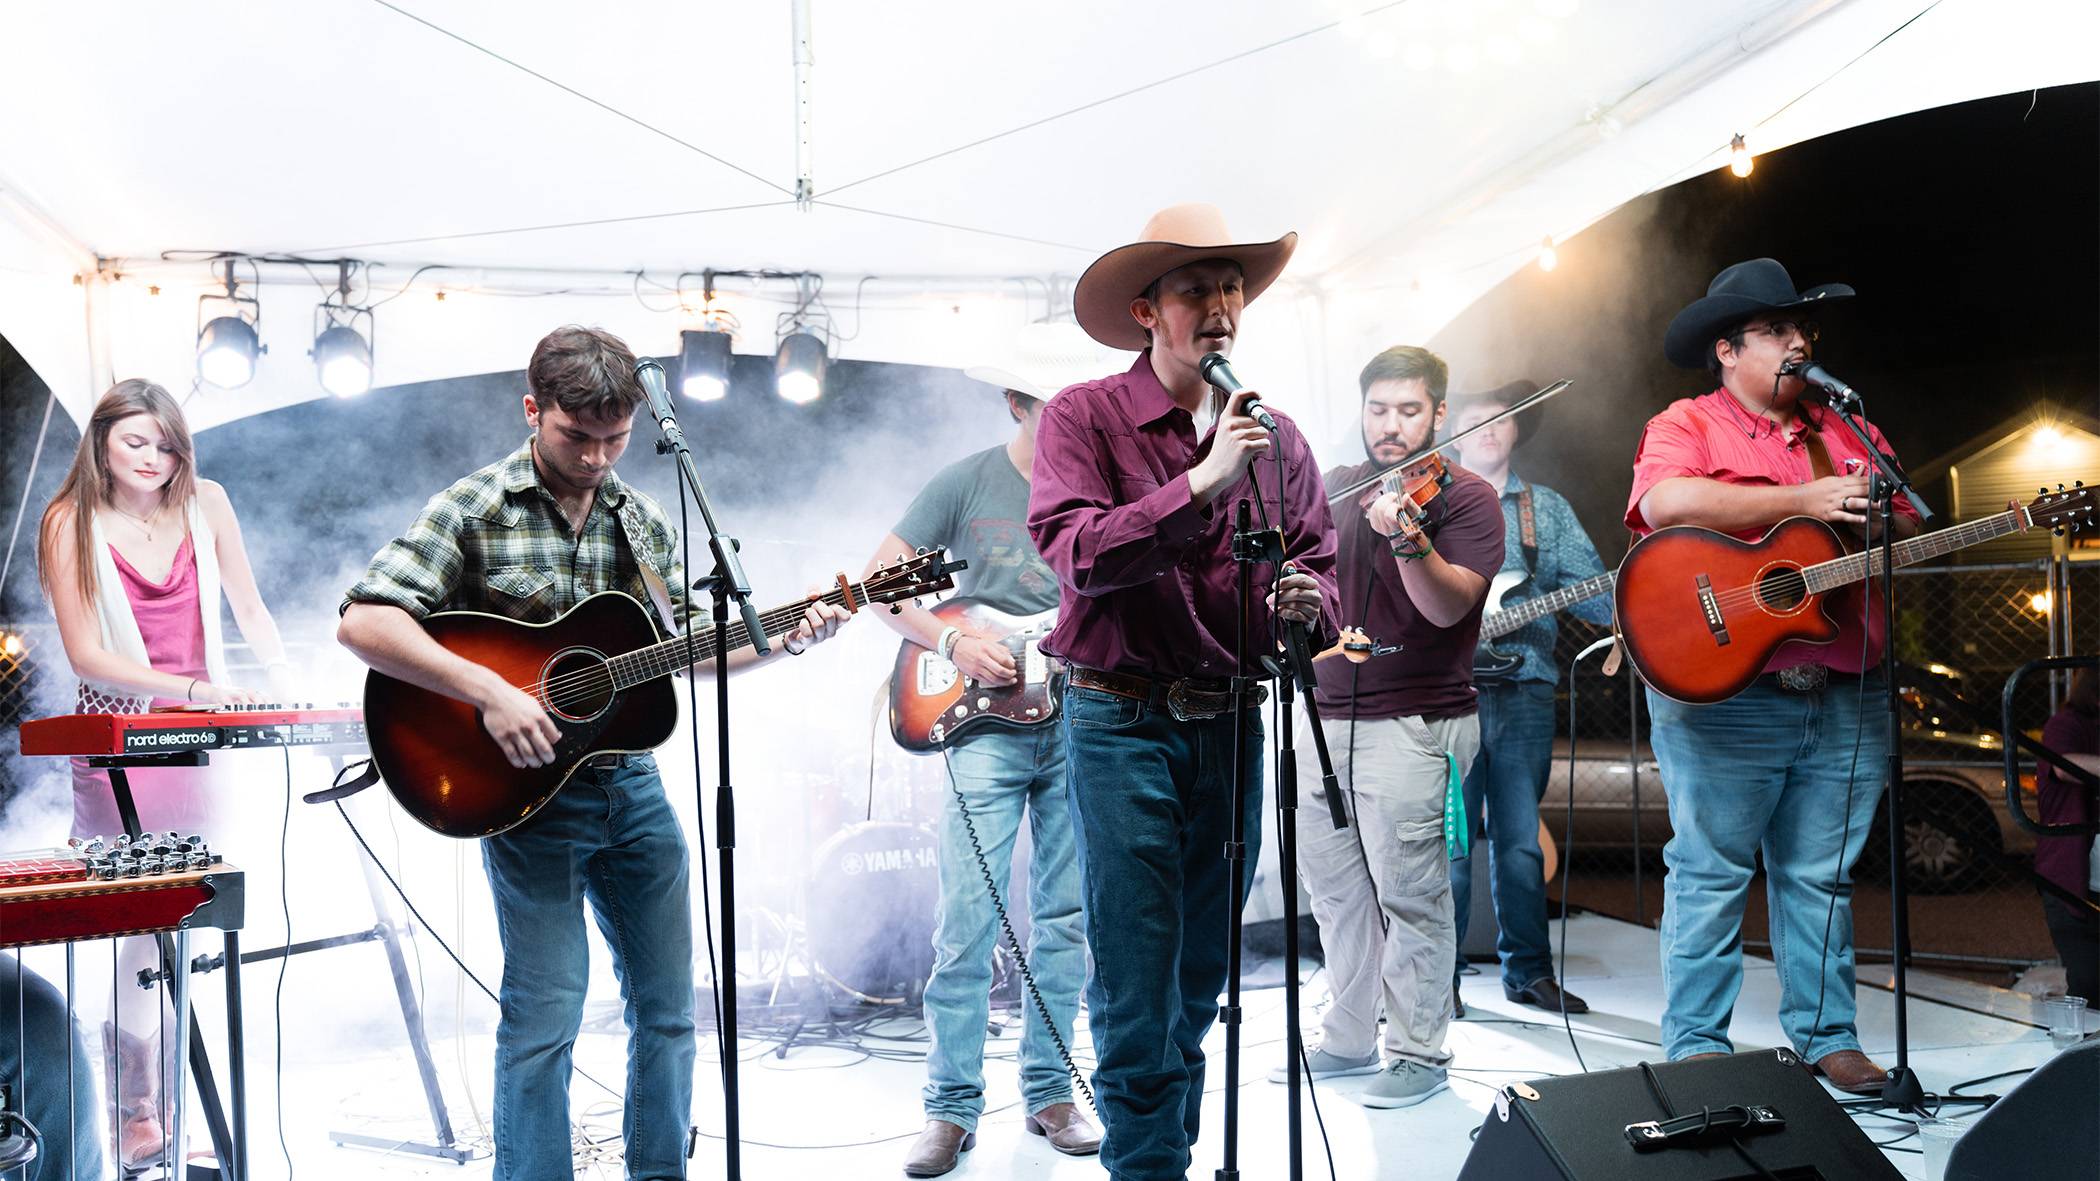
[{"x1": 889, "y1": 604, "x2": 902, "y2": 614}]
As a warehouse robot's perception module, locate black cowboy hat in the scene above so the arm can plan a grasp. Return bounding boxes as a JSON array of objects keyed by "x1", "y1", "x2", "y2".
[
  {"x1": 1444, "y1": 379, "x2": 1546, "y2": 449},
  {"x1": 1663, "y1": 258, "x2": 1854, "y2": 369}
]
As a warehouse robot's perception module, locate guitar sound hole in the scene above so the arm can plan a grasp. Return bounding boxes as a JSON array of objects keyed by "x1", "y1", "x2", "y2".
[
  {"x1": 543, "y1": 650, "x2": 614, "y2": 721},
  {"x1": 1757, "y1": 565, "x2": 1808, "y2": 612}
]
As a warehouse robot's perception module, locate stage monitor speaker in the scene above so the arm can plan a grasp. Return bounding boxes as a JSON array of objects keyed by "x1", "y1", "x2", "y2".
[
  {"x1": 1944, "y1": 1036, "x2": 2097, "y2": 1180},
  {"x1": 1458, "y1": 1048, "x2": 1902, "y2": 1180}
]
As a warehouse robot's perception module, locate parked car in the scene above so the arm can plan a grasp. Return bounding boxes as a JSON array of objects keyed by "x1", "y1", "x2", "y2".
[{"x1": 1540, "y1": 682, "x2": 2036, "y2": 894}]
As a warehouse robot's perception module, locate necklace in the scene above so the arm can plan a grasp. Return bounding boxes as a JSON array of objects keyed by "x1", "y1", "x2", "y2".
[{"x1": 106, "y1": 503, "x2": 163, "y2": 541}]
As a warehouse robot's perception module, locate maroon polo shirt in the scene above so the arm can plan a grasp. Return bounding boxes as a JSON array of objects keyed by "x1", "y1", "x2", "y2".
[
  {"x1": 1312, "y1": 460, "x2": 1505, "y2": 721},
  {"x1": 1026, "y1": 352, "x2": 1340, "y2": 680}
]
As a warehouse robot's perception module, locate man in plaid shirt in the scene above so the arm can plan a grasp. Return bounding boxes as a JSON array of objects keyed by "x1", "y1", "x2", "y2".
[{"x1": 338, "y1": 326, "x2": 846, "y2": 1180}]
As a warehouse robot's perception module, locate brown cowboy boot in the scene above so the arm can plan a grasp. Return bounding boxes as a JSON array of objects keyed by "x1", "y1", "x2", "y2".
[
  {"x1": 103, "y1": 1019, "x2": 169, "y2": 1171},
  {"x1": 902, "y1": 1119, "x2": 975, "y2": 1177}
]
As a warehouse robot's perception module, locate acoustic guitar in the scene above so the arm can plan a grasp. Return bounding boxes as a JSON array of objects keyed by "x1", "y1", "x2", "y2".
[
  {"x1": 366, "y1": 550, "x2": 961, "y2": 837},
  {"x1": 1614, "y1": 485, "x2": 2095, "y2": 704},
  {"x1": 887, "y1": 598, "x2": 1061, "y2": 752}
]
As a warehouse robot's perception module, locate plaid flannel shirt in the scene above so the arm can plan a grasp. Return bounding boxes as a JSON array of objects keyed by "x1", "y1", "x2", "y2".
[{"x1": 342, "y1": 440, "x2": 686, "y2": 626}]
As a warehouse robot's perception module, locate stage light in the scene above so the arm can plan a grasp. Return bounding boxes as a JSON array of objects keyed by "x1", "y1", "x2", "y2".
[
  {"x1": 775, "y1": 330, "x2": 827, "y2": 404},
  {"x1": 197, "y1": 315, "x2": 261, "y2": 388},
  {"x1": 1729, "y1": 133, "x2": 1754, "y2": 178},
  {"x1": 1537, "y1": 237, "x2": 1558, "y2": 272},
  {"x1": 681, "y1": 328, "x2": 733, "y2": 402},
  {"x1": 312, "y1": 323, "x2": 373, "y2": 398}
]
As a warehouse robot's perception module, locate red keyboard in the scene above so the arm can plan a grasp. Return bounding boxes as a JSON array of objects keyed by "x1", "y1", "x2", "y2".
[{"x1": 20, "y1": 704, "x2": 367, "y2": 757}]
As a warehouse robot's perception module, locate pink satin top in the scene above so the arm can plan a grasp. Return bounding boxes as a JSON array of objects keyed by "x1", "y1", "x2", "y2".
[{"x1": 110, "y1": 533, "x2": 208, "y2": 707}]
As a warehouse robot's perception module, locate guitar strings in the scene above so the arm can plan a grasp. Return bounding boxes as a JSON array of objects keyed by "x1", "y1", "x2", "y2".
[
  {"x1": 1696, "y1": 509, "x2": 2022, "y2": 614},
  {"x1": 516, "y1": 598, "x2": 821, "y2": 707}
]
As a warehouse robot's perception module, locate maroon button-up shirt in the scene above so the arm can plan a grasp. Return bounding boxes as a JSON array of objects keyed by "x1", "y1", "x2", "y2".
[{"x1": 1026, "y1": 353, "x2": 1340, "y2": 680}]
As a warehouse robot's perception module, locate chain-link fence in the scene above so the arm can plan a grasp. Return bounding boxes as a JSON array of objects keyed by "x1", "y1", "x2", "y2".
[
  {"x1": 0, "y1": 621, "x2": 75, "y2": 829},
  {"x1": 1544, "y1": 560, "x2": 2082, "y2": 980}
]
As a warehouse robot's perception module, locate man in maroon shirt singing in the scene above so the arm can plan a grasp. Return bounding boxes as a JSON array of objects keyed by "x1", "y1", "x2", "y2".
[
  {"x1": 1283, "y1": 345, "x2": 1504, "y2": 1109},
  {"x1": 1027, "y1": 203, "x2": 1339, "y2": 1181}
]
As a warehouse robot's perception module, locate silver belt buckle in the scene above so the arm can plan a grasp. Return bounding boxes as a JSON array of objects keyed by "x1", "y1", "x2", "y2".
[
  {"x1": 1776, "y1": 664, "x2": 1829, "y2": 693},
  {"x1": 1165, "y1": 680, "x2": 1264, "y2": 721}
]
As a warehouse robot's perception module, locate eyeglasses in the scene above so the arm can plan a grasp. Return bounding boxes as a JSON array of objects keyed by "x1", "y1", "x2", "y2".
[{"x1": 1742, "y1": 319, "x2": 1820, "y2": 344}]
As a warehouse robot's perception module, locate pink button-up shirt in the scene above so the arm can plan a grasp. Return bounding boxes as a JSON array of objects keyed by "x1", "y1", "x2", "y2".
[
  {"x1": 1027, "y1": 353, "x2": 1339, "y2": 680},
  {"x1": 1625, "y1": 389, "x2": 1919, "y2": 675}
]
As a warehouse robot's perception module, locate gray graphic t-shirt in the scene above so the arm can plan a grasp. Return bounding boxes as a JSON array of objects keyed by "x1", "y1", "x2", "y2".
[{"x1": 892, "y1": 445, "x2": 1058, "y2": 616}]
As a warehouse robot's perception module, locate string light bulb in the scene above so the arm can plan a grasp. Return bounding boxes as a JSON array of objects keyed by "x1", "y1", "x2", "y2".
[
  {"x1": 1729, "y1": 133, "x2": 1754, "y2": 178},
  {"x1": 1537, "y1": 237, "x2": 1558, "y2": 273}
]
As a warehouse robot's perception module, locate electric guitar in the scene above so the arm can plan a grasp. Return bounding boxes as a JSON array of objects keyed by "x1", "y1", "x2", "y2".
[
  {"x1": 1472, "y1": 570, "x2": 1617, "y2": 682},
  {"x1": 888, "y1": 598, "x2": 1061, "y2": 752},
  {"x1": 365, "y1": 550, "x2": 961, "y2": 837},
  {"x1": 1615, "y1": 485, "x2": 2095, "y2": 704}
]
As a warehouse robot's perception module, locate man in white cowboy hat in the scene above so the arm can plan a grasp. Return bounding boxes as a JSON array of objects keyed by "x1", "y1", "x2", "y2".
[
  {"x1": 1027, "y1": 203, "x2": 1339, "y2": 1180},
  {"x1": 1446, "y1": 379, "x2": 1610, "y2": 1021},
  {"x1": 863, "y1": 321, "x2": 1109, "y2": 1176},
  {"x1": 1629, "y1": 257, "x2": 1919, "y2": 1093}
]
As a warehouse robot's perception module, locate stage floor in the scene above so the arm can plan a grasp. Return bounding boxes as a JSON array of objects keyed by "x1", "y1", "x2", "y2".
[{"x1": 259, "y1": 913, "x2": 2066, "y2": 1180}]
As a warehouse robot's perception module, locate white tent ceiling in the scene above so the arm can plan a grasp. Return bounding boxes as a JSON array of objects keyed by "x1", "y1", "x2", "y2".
[{"x1": 2, "y1": 0, "x2": 2095, "y2": 443}]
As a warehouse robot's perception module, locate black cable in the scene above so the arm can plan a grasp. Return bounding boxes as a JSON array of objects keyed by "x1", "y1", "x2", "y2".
[
  {"x1": 1559, "y1": 671, "x2": 1589, "y2": 1073},
  {"x1": 277, "y1": 747, "x2": 296, "y2": 1180},
  {"x1": 1949, "y1": 1066, "x2": 2031, "y2": 1094},
  {"x1": 934, "y1": 744, "x2": 1096, "y2": 1112},
  {"x1": 329, "y1": 802, "x2": 628, "y2": 1106},
  {"x1": 676, "y1": 486, "x2": 731, "y2": 1072},
  {"x1": 1805, "y1": 512, "x2": 1881, "y2": 1061}
]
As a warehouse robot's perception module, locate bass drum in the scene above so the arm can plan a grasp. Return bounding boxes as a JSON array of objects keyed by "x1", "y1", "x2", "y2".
[{"x1": 806, "y1": 820, "x2": 938, "y2": 1005}]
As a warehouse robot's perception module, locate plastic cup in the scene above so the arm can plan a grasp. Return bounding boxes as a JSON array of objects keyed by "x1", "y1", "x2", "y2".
[
  {"x1": 2046, "y1": 994, "x2": 2089, "y2": 1051},
  {"x1": 1916, "y1": 1117, "x2": 1964, "y2": 1181}
]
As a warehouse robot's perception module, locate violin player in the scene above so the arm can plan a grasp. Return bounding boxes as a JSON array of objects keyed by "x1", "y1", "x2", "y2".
[{"x1": 1273, "y1": 344, "x2": 1505, "y2": 1109}]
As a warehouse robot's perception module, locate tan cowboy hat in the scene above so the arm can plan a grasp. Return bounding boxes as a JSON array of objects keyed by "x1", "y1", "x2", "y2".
[
  {"x1": 1073, "y1": 203, "x2": 1298, "y2": 351},
  {"x1": 963, "y1": 321, "x2": 1127, "y2": 401}
]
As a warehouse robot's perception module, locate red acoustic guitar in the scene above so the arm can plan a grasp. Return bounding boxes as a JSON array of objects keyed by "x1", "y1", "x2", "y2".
[
  {"x1": 1614, "y1": 484, "x2": 2094, "y2": 704},
  {"x1": 365, "y1": 550, "x2": 960, "y2": 837}
]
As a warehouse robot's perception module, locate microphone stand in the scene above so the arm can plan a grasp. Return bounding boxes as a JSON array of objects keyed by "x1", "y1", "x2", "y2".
[
  {"x1": 1813, "y1": 383, "x2": 1932, "y2": 1113},
  {"x1": 637, "y1": 359, "x2": 768, "y2": 1179},
  {"x1": 1221, "y1": 471, "x2": 1347, "y2": 1181}
]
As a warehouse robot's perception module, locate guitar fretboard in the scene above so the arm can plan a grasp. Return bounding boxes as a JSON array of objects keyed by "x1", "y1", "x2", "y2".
[
  {"x1": 1481, "y1": 571, "x2": 1617, "y2": 640},
  {"x1": 1800, "y1": 505, "x2": 2030, "y2": 594},
  {"x1": 600, "y1": 581, "x2": 869, "y2": 693}
]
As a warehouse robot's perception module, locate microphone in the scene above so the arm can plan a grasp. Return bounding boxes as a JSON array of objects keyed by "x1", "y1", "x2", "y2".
[
  {"x1": 1778, "y1": 358, "x2": 1857, "y2": 405},
  {"x1": 1198, "y1": 352, "x2": 1280, "y2": 432},
  {"x1": 633, "y1": 357, "x2": 679, "y2": 432}
]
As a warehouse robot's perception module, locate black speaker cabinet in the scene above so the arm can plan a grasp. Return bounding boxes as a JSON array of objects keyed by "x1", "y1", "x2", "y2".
[
  {"x1": 1945, "y1": 1037, "x2": 2098, "y2": 1181},
  {"x1": 1458, "y1": 1048, "x2": 1903, "y2": 1180}
]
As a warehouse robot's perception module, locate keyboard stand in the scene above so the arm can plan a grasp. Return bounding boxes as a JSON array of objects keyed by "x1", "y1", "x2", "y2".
[{"x1": 95, "y1": 754, "x2": 247, "y2": 1181}]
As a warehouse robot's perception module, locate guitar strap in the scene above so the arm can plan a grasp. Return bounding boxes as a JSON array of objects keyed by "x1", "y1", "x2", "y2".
[
  {"x1": 611, "y1": 503, "x2": 689, "y2": 637},
  {"x1": 1515, "y1": 481, "x2": 1539, "y2": 575},
  {"x1": 1802, "y1": 418, "x2": 1837, "y2": 481}
]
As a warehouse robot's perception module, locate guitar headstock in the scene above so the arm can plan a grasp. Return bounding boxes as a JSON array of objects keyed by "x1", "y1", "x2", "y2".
[
  {"x1": 2027, "y1": 482, "x2": 2097, "y2": 536},
  {"x1": 865, "y1": 548, "x2": 968, "y2": 607}
]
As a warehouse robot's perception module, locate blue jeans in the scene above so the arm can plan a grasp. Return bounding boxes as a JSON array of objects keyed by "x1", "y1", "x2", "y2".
[
  {"x1": 3, "y1": 955, "x2": 107, "y2": 1181},
  {"x1": 1452, "y1": 679, "x2": 1559, "y2": 988},
  {"x1": 923, "y1": 726, "x2": 1086, "y2": 1130},
  {"x1": 1061, "y1": 684, "x2": 1264, "y2": 1181},
  {"x1": 1645, "y1": 677, "x2": 1889, "y2": 1062},
  {"x1": 482, "y1": 755, "x2": 695, "y2": 1181}
]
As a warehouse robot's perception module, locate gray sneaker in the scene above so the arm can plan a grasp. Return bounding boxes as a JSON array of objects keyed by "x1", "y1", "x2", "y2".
[
  {"x1": 1358, "y1": 1059, "x2": 1448, "y2": 1108},
  {"x1": 1267, "y1": 1046, "x2": 1382, "y2": 1084}
]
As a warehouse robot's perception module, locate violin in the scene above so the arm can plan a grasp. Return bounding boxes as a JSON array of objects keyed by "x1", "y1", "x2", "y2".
[{"x1": 1356, "y1": 451, "x2": 1454, "y2": 521}]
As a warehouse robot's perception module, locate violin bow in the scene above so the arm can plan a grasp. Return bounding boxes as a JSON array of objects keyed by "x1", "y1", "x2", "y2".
[{"x1": 1325, "y1": 379, "x2": 1574, "y2": 507}]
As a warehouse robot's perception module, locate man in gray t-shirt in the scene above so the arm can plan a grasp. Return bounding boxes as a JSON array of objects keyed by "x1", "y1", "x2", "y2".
[{"x1": 865, "y1": 351, "x2": 1099, "y2": 1176}]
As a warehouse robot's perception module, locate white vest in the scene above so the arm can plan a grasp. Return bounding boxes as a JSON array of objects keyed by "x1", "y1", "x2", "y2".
[{"x1": 78, "y1": 496, "x2": 230, "y2": 710}]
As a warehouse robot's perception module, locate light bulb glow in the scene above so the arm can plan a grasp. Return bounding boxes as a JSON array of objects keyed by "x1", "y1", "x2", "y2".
[
  {"x1": 312, "y1": 324, "x2": 373, "y2": 398},
  {"x1": 682, "y1": 373, "x2": 727, "y2": 402},
  {"x1": 1, "y1": 632, "x2": 21, "y2": 657},
  {"x1": 777, "y1": 370, "x2": 822, "y2": 405},
  {"x1": 1729, "y1": 133, "x2": 1754, "y2": 178},
  {"x1": 2030, "y1": 591, "x2": 2054, "y2": 615},
  {"x1": 197, "y1": 316, "x2": 259, "y2": 389},
  {"x1": 1537, "y1": 238, "x2": 1558, "y2": 272}
]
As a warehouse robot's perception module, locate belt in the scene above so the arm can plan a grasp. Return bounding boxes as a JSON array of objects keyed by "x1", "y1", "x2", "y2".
[
  {"x1": 1762, "y1": 665, "x2": 1862, "y2": 694},
  {"x1": 581, "y1": 752, "x2": 649, "y2": 770},
  {"x1": 1068, "y1": 666, "x2": 1267, "y2": 721}
]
